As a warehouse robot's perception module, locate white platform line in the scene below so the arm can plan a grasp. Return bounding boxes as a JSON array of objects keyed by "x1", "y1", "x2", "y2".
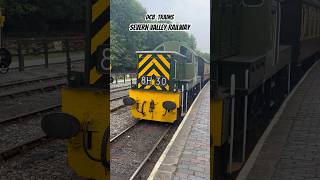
[
  {"x1": 147, "y1": 83, "x2": 209, "y2": 180},
  {"x1": 237, "y1": 61, "x2": 320, "y2": 180}
]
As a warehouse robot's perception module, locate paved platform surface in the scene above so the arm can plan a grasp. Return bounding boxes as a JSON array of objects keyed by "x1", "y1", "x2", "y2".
[
  {"x1": 242, "y1": 61, "x2": 320, "y2": 180},
  {"x1": 148, "y1": 84, "x2": 210, "y2": 180}
]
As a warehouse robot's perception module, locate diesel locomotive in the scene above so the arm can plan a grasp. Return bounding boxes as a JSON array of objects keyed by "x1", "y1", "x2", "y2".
[
  {"x1": 123, "y1": 41, "x2": 210, "y2": 123},
  {"x1": 212, "y1": 0, "x2": 320, "y2": 179},
  {"x1": 41, "y1": 0, "x2": 110, "y2": 179}
]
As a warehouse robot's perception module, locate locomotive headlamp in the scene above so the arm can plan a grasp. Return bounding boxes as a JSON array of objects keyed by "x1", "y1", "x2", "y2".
[
  {"x1": 123, "y1": 97, "x2": 136, "y2": 106},
  {"x1": 41, "y1": 113, "x2": 81, "y2": 139},
  {"x1": 162, "y1": 101, "x2": 177, "y2": 111}
]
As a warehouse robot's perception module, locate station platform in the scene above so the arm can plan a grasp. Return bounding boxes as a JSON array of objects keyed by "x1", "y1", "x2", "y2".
[
  {"x1": 238, "y1": 61, "x2": 320, "y2": 180},
  {"x1": 148, "y1": 83, "x2": 210, "y2": 180}
]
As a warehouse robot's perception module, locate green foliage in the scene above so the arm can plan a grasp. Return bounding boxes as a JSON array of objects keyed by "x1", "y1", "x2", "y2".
[
  {"x1": 196, "y1": 50, "x2": 210, "y2": 61},
  {"x1": 0, "y1": 0, "x2": 86, "y2": 36},
  {"x1": 111, "y1": 0, "x2": 202, "y2": 71}
]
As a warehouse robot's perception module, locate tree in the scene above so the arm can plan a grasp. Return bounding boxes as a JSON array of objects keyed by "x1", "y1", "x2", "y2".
[
  {"x1": 111, "y1": 0, "x2": 200, "y2": 71},
  {"x1": 0, "y1": 0, "x2": 86, "y2": 36}
]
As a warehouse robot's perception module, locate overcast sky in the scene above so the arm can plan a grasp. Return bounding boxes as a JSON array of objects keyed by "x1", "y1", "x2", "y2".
[{"x1": 136, "y1": 0, "x2": 210, "y2": 53}]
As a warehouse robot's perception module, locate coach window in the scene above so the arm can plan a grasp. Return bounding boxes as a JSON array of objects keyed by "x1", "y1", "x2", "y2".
[
  {"x1": 242, "y1": 0, "x2": 264, "y2": 7},
  {"x1": 318, "y1": 9, "x2": 320, "y2": 36},
  {"x1": 312, "y1": 8, "x2": 316, "y2": 37},
  {"x1": 301, "y1": 6, "x2": 305, "y2": 40},
  {"x1": 309, "y1": 7, "x2": 312, "y2": 38},
  {"x1": 313, "y1": 8, "x2": 318, "y2": 37},
  {"x1": 312, "y1": 7, "x2": 314, "y2": 37},
  {"x1": 316, "y1": 8, "x2": 320, "y2": 37},
  {"x1": 315, "y1": 8, "x2": 318, "y2": 37},
  {"x1": 306, "y1": 6, "x2": 310, "y2": 38},
  {"x1": 318, "y1": 8, "x2": 320, "y2": 36}
]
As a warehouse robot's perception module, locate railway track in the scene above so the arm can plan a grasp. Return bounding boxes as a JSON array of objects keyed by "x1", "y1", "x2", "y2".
[
  {"x1": 0, "y1": 88, "x2": 129, "y2": 161},
  {"x1": 0, "y1": 72, "x2": 131, "y2": 102},
  {"x1": 1, "y1": 75, "x2": 131, "y2": 95},
  {"x1": 111, "y1": 120, "x2": 171, "y2": 180},
  {"x1": 0, "y1": 78, "x2": 66, "y2": 99},
  {"x1": 130, "y1": 127, "x2": 171, "y2": 180},
  {"x1": 110, "y1": 121, "x2": 139, "y2": 143},
  {"x1": 0, "y1": 72, "x2": 132, "y2": 162},
  {"x1": 0, "y1": 73, "x2": 66, "y2": 89},
  {"x1": 111, "y1": 121, "x2": 172, "y2": 180},
  {"x1": 0, "y1": 97, "x2": 126, "y2": 162},
  {"x1": 0, "y1": 104, "x2": 60, "y2": 161}
]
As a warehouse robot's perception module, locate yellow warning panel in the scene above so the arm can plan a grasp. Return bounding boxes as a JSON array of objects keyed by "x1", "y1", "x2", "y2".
[
  {"x1": 136, "y1": 53, "x2": 172, "y2": 91},
  {"x1": 129, "y1": 89, "x2": 180, "y2": 123},
  {"x1": 0, "y1": 16, "x2": 5, "y2": 27},
  {"x1": 89, "y1": 0, "x2": 110, "y2": 85},
  {"x1": 212, "y1": 99, "x2": 224, "y2": 147},
  {"x1": 62, "y1": 88, "x2": 109, "y2": 180}
]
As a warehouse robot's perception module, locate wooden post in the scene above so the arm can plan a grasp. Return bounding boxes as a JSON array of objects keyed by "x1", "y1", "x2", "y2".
[
  {"x1": 44, "y1": 39, "x2": 49, "y2": 68},
  {"x1": 65, "y1": 39, "x2": 70, "y2": 62},
  {"x1": 17, "y1": 41, "x2": 24, "y2": 71},
  {"x1": 115, "y1": 74, "x2": 118, "y2": 84}
]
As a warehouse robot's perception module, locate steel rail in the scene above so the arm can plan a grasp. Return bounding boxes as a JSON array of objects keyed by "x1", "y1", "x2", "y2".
[
  {"x1": 0, "y1": 135, "x2": 52, "y2": 161},
  {"x1": 129, "y1": 126, "x2": 171, "y2": 180},
  {"x1": 110, "y1": 121, "x2": 139, "y2": 143}
]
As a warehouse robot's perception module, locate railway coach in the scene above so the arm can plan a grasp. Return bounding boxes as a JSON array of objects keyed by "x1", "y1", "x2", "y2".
[
  {"x1": 210, "y1": 0, "x2": 320, "y2": 179},
  {"x1": 123, "y1": 41, "x2": 210, "y2": 123},
  {"x1": 281, "y1": 0, "x2": 320, "y2": 65}
]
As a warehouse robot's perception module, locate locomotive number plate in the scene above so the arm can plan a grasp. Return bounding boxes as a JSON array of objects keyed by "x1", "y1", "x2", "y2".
[{"x1": 140, "y1": 76, "x2": 167, "y2": 86}]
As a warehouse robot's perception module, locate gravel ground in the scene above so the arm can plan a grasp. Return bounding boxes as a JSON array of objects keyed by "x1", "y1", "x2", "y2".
[
  {"x1": 0, "y1": 79, "x2": 66, "y2": 96},
  {"x1": 134, "y1": 121, "x2": 180, "y2": 180},
  {"x1": 0, "y1": 62, "x2": 83, "y2": 86},
  {"x1": 110, "y1": 121, "x2": 169, "y2": 180},
  {"x1": 0, "y1": 86, "x2": 127, "y2": 122},
  {"x1": 0, "y1": 67, "x2": 136, "y2": 179},
  {"x1": 0, "y1": 91, "x2": 60, "y2": 121},
  {"x1": 110, "y1": 86, "x2": 130, "y2": 93},
  {"x1": 111, "y1": 90, "x2": 129, "y2": 101},
  {"x1": 110, "y1": 107, "x2": 137, "y2": 139},
  {"x1": 111, "y1": 99, "x2": 124, "y2": 111},
  {"x1": 0, "y1": 87, "x2": 128, "y2": 150},
  {"x1": 0, "y1": 114, "x2": 46, "y2": 152},
  {"x1": 0, "y1": 140, "x2": 83, "y2": 180},
  {"x1": 0, "y1": 90, "x2": 61, "y2": 154}
]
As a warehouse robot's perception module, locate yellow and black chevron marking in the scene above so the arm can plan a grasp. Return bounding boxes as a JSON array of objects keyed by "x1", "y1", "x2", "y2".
[
  {"x1": 88, "y1": 0, "x2": 110, "y2": 86},
  {"x1": 137, "y1": 53, "x2": 172, "y2": 91}
]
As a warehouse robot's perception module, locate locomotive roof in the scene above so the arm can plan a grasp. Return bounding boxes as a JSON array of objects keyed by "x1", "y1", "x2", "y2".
[
  {"x1": 153, "y1": 41, "x2": 210, "y2": 64},
  {"x1": 136, "y1": 50, "x2": 186, "y2": 58}
]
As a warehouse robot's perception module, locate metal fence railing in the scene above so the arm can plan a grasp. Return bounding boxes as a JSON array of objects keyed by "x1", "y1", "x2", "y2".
[{"x1": 4, "y1": 37, "x2": 85, "y2": 71}]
